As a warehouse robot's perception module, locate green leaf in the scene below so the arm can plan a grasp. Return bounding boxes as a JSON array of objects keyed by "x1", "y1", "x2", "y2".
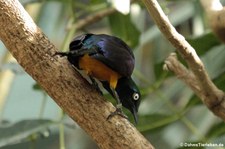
[
  {"x1": 0, "y1": 119, "x2": 53, "y2": 147},
  {"x1": 137, "y1": 114, "x2": 180, "y2": 133},
  {"x1": 184, "y1": 95, "x2": 202, "y2": 110},
  {"x1": 90, "y1": 0, "x2": 105, "y2": 5},
  {"x1": 214, "y1": 73, "x2": 225, "y2": 91},
  {"x1": 200, "y1": 45, "x2": 225, "y2": 79},
  {"x1": 32, "y1": 83, "x2": 43, "y2": 91},
  {"x1": 206, "y1": 122, "x2": 225, "y2": 138},
  {"x1": 187, "y1": 32, "x2": 221, "y2": 56},
  {"x1": 108, "y1": 12, "x2": 140, "y2": 48}
]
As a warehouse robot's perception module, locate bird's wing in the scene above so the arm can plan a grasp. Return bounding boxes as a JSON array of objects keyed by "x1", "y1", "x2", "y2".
[
  {"x1": 69, "y1": 34, "x2": 135, "y2": 77},
  {"x1": 90, "y1": 34, "x2": 135, "y2": 77}
]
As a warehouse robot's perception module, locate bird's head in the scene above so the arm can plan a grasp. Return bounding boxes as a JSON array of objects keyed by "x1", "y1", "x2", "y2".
[{"x1": 116, "y1": 77, "x2": 141, "y2": 124}]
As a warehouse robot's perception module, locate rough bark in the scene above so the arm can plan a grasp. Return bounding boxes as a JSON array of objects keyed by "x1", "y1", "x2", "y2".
[{"x1": 0, "y1": 0, "x2": 154, "y2": 148}]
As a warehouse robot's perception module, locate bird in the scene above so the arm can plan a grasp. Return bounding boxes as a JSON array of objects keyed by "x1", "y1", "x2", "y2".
[{"x1": 56, "y1": 33, "x2": 141, "y2": 123}]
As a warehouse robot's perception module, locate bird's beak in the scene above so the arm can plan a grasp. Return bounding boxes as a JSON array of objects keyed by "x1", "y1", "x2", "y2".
[{"x1": 131, "y1": 107, "x2": 138, "y2": 124}]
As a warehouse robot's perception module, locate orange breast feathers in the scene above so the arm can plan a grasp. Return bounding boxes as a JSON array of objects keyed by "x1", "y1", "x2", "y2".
[{"x1": 78, "y1": 54, "x2": 121, "y2": 89}]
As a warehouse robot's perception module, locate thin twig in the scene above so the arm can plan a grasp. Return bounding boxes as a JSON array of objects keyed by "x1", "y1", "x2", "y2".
[
  {"x1": 70, "y1": 0, "x2": 138, "y2": 31},
  {"x1": 62, "y1": 7, "x2": 117, "y2": 53},
  {"x1": 164, "y1": 53, "x2": 201, "y2": 99},
  {"x1": 142, "y1": 0, "x2": 225, "y2": 120},
  {"x1": 72, "y1": 7, "x2": 116, "y2": 30}
]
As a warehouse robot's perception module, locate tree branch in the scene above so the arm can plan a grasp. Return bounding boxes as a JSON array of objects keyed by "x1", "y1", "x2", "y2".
[
  {"x1": 142, "y1": 0, "x2": 225, "y2": 120},
  {"x1": 70, "y1": 0, "x2": 138, "y2": 31},
  {"x1": 164, "y1": 53, "x2": 202, "y2": 100},
  {"x1": 71, "y1": 7, "x2": 116, "y2": 30},
  {"x1": 0, "y1": 0, "x2": 154, "y2": 148},
  {"x1": 200, "y1": 0, "x2": 225, "y2": 43}
]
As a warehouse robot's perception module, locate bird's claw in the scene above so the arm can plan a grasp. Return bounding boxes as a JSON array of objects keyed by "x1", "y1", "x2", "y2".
[{"x1": 107, "y1": 106, "x2": 128, "y2": 120}]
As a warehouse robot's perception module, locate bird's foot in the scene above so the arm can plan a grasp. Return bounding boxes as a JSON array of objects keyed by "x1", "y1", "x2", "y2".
[{"x1": 107, "y1": 104, "x2": 128, "y2": 120}]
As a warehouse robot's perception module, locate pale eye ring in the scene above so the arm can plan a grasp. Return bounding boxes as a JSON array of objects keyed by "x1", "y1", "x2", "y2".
[{"x1": 133, "y1": 93, "x2": 139, "y2": 100}]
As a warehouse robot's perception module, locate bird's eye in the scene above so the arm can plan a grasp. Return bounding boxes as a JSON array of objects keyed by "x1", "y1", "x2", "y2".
[{"x1": 132, "y1": 93, "x2": 139, "y2": 100}]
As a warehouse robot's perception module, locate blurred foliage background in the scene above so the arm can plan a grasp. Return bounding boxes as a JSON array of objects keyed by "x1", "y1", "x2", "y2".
[{"x1": 0, "y1": 0, "x2": 225, "y2": 149}]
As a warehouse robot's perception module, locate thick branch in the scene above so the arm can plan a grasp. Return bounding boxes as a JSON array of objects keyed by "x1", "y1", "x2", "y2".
[
  {"x1": 142, "y1": 0, "x2": 225, "y2": 120},
  {"x1": 0, "y1": 0, "x2": 154, "y2": 148},
  {"x1": 200, "y1": 0, "x2": 225, "y2": 43}
]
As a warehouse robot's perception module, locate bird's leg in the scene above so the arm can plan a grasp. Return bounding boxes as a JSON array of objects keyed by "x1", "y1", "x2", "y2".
[
  {"x1": 89, "y1": 76, "x2": 103, "y2": 95},
  {"x1": 107, "y1": 88, "x2": 128, "y2": 120}
]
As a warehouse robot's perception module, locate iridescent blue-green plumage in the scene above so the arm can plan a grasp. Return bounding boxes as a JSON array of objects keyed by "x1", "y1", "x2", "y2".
[
  {"x1": 69, "y1": 34, "x2": 135, "y2": 77},
  {"x1": 58, "y1": 33, "x2": 141, "y2": 123}
]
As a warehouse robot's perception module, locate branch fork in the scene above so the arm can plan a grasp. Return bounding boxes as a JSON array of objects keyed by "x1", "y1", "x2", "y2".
[{"x1": 143, "y1": 0, "x2": 225, "y2": 121}]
